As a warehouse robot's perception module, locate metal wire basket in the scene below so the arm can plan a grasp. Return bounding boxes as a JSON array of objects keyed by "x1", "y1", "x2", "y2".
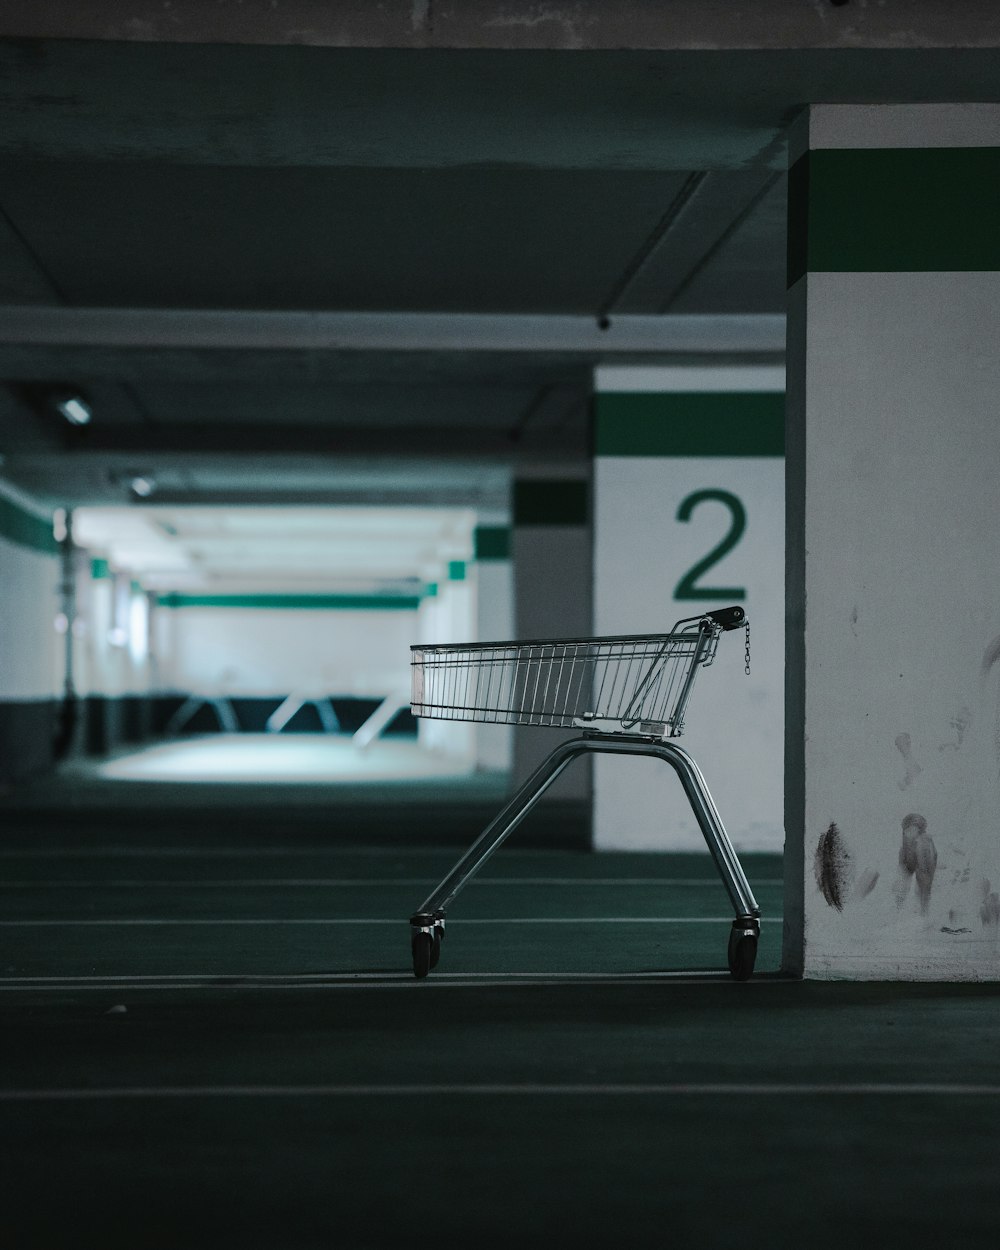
[{"x1": 411, "y1": 607, "x2": 744, "y2": 739}]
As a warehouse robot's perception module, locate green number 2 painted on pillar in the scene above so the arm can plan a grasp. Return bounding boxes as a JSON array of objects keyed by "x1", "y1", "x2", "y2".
[{"x1": 674, "y1": 489, "x2": 747, "y2": 601}]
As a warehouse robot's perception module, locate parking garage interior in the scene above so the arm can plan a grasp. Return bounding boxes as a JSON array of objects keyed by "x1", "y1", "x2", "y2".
[{"x1": 2, "y1": 4, "x2": 1000, "y2": 1248}]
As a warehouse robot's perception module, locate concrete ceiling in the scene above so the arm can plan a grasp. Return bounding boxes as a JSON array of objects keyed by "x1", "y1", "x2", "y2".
[
  {"x1": 73, "y1": 504, "x2": 478, "y2": 592},
  {"x1": 1, "y1": 2, "x2": 999, "y2": 510}
]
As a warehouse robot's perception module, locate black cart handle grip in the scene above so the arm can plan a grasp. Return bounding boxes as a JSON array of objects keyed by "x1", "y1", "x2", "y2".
[{"x1": 707, "y1": 605, "x2": 746, "y2": 631}]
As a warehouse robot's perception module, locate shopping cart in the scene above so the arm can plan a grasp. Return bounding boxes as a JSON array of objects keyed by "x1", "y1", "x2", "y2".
[{"x1": 407, "y1": 605, "x2": 761, "y2": 980}]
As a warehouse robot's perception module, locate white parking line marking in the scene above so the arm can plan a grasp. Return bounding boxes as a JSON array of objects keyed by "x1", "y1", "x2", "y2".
[
  {"x1": 0, "y1": 916, "x2": 779, "y2": 927},
  {"x1": 0, "y1": 847, "x2": 595, "y2": 859},
  {"x1": 0, "y1": 970, "x2": 737, "y2": 990},
  {"x1": 2, "y1": 1082, "x2": 998, "y2": 1101},
  {"x1": 0, "y1": 878, "x2": 782, "y2": 888}
]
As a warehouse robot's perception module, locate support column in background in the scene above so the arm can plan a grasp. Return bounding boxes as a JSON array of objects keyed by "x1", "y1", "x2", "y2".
[
  {"x1": 786, "y1": 104, "x2": 1000, "y2": 979},
  {"x1": 473, "y1": 523, "x2": 514, "y2": 773},
  {"x1": 84, "y1": 559, "x2": 130, "y2": 754},
  {"x1": 0, "y1": 484, "x2": 59, "y2": 784},
  {"x1": 416, "y1": 564, "x2": 477, "y2": 763},
  {"x1": 592, "y1": 366, "x2": 785, "y2": 852},
  {"x1": 512, "y1": 476, "x2": 592, "y2": 800}
]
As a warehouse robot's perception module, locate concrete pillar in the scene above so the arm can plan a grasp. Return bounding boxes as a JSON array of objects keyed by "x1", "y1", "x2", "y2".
[
  {"x1": 0, "y1": 485, "x2": 59, "y2": 784},
  {"x1": 786, "y1": 104, "x2": 1000, "y2": 979},
  {"x1": 415, "y1": 565, "x2": 477, "y2": 764},
  {"x1": 83, "y1": 560, "x2": 131, "y2": 753},
  {"x1": 592, "y1": 366, "x2": 785, "y2": 852},
  {"x1": 511, "y1": 475, "x2": 592, "y2": 800},
  {"x1": 472, "y1": 523, "x2": 514, "y2": 773}
]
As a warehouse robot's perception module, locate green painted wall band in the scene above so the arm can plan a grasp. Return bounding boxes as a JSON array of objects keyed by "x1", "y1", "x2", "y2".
[
  {"x1": 0, "y1": 494, "x2": 57, "y2": 555},
  {"x1": 788, "y1": 147, "x2": 1000, "y2": 283},
  {"x1": 594, "y1": 392, "x2": 784, "y2": 456},
  {"x1": 91, "y1": 558, "x2": 111, "y2": 579},
  {"x1": 514, "y1": 480, "x2": 588, "y2": 526},
  {"x1": 474, "y1": 526, "x2": 510, "y2": 560},
  {"x1": 158, "y1": 593, "x2": 421, "y2": 611}
]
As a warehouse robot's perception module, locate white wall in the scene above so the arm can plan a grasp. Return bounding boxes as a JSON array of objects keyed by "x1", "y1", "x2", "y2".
[
  {"x1": 415, "y1": 578, "x2": 478, "y2": 762},
  {"x1": 0, "y1": 533, "x2": 60, "y2": 700},
  {"x1": 83, "y1": 572, "x2": 143, "y2": 699},
  {"x1": 156, "y1": 606, "x2": 418, "y2": 697}
]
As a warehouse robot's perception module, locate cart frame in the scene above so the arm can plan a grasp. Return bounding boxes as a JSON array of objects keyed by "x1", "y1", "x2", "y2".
[{"x1": 407, "y1": 606, "x2": 761, "y2": 980}]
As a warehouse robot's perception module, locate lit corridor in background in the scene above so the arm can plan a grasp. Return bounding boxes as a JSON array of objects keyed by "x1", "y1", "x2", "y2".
[{"x1": 94, "y1": 736, "x2": 479, "y2": 784}]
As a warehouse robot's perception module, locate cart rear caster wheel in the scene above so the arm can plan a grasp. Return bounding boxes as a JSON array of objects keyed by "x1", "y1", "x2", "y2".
[
  {"x1": 412, "y1": 931, "x2": 433, "y2": 979},
  {"x1": 727, "y1": 928, "x2": 758, "y2": 982},
  {"x1": 430, "y1": 927, "x2": 442, "y2": 970}
]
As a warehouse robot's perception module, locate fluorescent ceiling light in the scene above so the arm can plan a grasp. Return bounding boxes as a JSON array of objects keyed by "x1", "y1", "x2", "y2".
[{"x1": 55, "y1": 393, "x2": 92, "y2": 426}]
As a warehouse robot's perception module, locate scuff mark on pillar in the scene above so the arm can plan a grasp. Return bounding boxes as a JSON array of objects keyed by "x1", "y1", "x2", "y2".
[
  {"x1": 980, "y1": 879, "x2": 1000, "y2": 932},
  {"x1": 894, "y1": 731, "x2": 921, "y2": 789},
  {"x1": 814, "y1": 821, "x2": 853, "y2": 911},
  {"x1": 981, "y1": 633, "x2": 1000, "y2": 775},
  {"x1": 893, "y1": 812, "x2": 937, "y2": 915},
  {"x1": 483, "y1": 3, "x2": 599, "y2": 50},
  {"x1": 411, "y1": 0, "x2": 432, "y2": 35}
]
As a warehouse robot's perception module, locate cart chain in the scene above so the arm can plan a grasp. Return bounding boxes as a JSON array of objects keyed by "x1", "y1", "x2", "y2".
[{"x1": 744, "y1": 620, "x2": 751, "y2": 677}]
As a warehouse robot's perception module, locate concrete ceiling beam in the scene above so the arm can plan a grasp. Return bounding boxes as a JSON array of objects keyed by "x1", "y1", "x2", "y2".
[
  {"x1": 3, "y1": 1, "x2": 997, "y2": 51},
  {"x1": 0, "y1": 306, "x2": 786, "y2": 356}
]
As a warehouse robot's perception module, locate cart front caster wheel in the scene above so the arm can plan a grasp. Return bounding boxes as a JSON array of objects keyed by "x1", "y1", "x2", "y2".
[
  {"x1": 727, "y1": 926, "x2": 758, "y2": 982},
  {"x1": 412, "y1": 931, "x2": 433, "y2": 979},
  {"x1": 430, "y1": 927, "x2": 442, "y2": 970}
]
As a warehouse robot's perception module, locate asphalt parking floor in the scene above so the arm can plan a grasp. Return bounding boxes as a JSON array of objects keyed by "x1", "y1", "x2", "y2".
[{"x1": 2, "y1": 766, "x2": 998, "y2": 1249}]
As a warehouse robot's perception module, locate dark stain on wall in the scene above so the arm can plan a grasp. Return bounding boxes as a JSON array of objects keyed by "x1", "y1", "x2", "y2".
[
  {"x1": 981, "y1": 634, "x2": 1000, "y2": 676},
  {"x1": 980, "y1": 879, "x2": 1000, "y2": 931},
  {"x1": 981, "y1": 634, "x2": 1000, "y2": 775},
  {"x1": 893, "y1": 812, "x2": 937, "y2": 915},
  {"x1": 938, "y1": 705, "x2": 970, "y2": 753},
  {"x1": 894, "y1": 732, "x2": 921, "y2": 790},
  {"x1": 814, "y1": 821, "x2": 854, "y2": 911},
  {"x1": 854, "y1": 867, "x2": 879, "y2": 900}
]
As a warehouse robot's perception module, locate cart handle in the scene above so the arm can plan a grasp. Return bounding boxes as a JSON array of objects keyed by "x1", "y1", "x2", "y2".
[{"x1": 705, "y1": 605, "x2": 746, "y2": 632}]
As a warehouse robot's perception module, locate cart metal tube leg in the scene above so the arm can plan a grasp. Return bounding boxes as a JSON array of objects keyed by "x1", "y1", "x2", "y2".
[
  {"x1": 412, "y1": 735, "x2": 591, "y2": 919},
  {"x1": 409, "y1": 732, "x2": 761, "y2": 979},
  {"x1": 651, "y1": 740, "x2": 760, "y2": 920},
  {"x1": 412, "y1": 733, "x2": 758, "y2": 923}
]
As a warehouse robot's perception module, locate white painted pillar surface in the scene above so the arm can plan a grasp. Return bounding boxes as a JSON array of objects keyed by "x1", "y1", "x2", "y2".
[
  {"x1": 787, "y1": 104, "x2": 1000, "y2": 979},
  {"x1": 511, "y1": 477, "x2": 592, "y2": 800},
  {"x1": 592, "y1": 367, "x2": 785, "y2": 853}
]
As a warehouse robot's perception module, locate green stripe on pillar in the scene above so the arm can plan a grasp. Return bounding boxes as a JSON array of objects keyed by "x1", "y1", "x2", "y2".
[
  {"x1": 0, "y1": 495, "x2": 57, "y2": 554},
  {"x1": 157, "y1": 593, "x2": 421, "y2": 610},
  {"x1": 448, "y1": 561, "x2": 466, "y2": 581},
  {"x1": 514, "y1": 480, "x2": 588, "y2": 525},
  {"x1": 91, "y1": 558, "x2": 111, "y2": 579},
  {"x1": 789, "y1": 148, "x2": 1000, "y2": 283},
  {"x1": 594, "y1": 393, "x2": 784, "y2": 456},
  {"x1": 474, "y1": 526, "x2": 510, "y2": 560}
]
